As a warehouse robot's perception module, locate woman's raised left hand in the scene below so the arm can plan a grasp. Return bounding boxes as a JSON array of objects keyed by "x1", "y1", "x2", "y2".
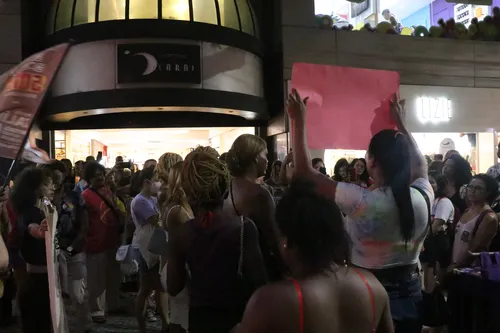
[{"x1": 287, "y1": 89, "x2": 309, "y2": 122}]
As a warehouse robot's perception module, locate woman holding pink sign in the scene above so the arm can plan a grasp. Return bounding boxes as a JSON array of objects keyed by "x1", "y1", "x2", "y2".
[{"x1": 288, "y1": 89, "x2": 431, "y2": 333}]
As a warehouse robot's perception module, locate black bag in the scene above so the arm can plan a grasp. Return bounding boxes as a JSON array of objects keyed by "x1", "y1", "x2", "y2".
[
  {"x1": 412, "y1": 185, "x2": 450, "y2": 326},
  {"x1": 421, "y1": 286, "x2": 449, "y2": 327}
]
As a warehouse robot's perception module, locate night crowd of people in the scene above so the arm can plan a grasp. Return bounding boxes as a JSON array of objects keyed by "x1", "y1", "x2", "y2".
[{"x1": 0, "y1": 90, "x2": 499, "y2": 333}]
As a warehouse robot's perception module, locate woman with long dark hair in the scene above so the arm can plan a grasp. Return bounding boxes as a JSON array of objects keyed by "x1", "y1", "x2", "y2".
[
  {"x1": 167, "y1": 147, "x2": 268, "y2": 333},
  {"x1": 12, "y1": 167, "x2": 55, "y2": 333},
  {"x1": 350, "y1": 158, "x2": 372, "y2": 188},
  {"x1": 421, "y1": 173, "x2": 454, "y2": 294},
  {"x1": 288, "y1": 90, "x2": 431, "y2": 333},
  {"x1": 442, "y1": 154, "x2": 472, "y2": 216},
  {"x1": 235, "y1": 180, "x2": 393, "y2": 333},
  {"x1": 333, "y1": 158, "x2": 349, "y2": 182}
]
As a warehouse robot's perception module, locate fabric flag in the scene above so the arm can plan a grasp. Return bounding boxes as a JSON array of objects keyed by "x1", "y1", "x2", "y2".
[
  {"x1": 291, "y1": 63, "x2": 399, "y2": 150},
  {"x1": 0, "y1": 43, "x2": 70, "y2": 161}
]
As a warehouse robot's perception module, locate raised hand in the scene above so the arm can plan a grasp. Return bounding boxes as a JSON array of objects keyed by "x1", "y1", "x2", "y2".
[
  {"x1": 389, "y1": 93, "x2": 406, "y2": 128},
  {"x1": 39, "y1": 219, "x2": 49, "y2": 233},
  {"x1": 286, "y1": 89, "x2": 309, "y2": 122}
]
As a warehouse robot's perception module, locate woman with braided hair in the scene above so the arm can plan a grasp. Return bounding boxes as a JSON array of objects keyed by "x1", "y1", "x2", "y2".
[
  {"x1": 156, "y1": 152, "x2": 183, "y2": 210},
  {"x1": 159, "y1": 161, "x2": 192, "y2": 333},
  {"x1": 224, "y1": 134, "x2": 284, "y2": 281},
  {"x1": 153, "y1": 152, "x2": 182, "y2": 332},
  {"x1": 167, "y1": 146, "x2": 268, "y2": 333}
]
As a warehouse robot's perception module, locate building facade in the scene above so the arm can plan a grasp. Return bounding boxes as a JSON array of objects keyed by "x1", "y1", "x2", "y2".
[
  {"x1": 273, "y1": 0, "x2": 500, "y2": 172},
  {"x1": 6, "y1": 0, "x2": 284, "y2": 161}
]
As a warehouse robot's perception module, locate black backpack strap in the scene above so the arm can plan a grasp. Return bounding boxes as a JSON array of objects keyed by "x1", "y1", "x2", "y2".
[
  {"x1": 411, "y1": 185, "x2": 432, "y2": 230},
  {"x1": 471, "y1": 209, "x2": 495, "y2": 238}
]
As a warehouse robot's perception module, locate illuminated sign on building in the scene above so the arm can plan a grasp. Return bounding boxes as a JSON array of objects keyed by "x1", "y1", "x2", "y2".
[{"x1": 416, "y1": 97, "x2": 452, "y2": 123}]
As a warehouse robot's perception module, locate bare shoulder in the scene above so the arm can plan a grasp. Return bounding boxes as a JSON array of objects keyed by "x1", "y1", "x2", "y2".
[
  {"x1": 339, "y1": 268, "x2": 389, "y2": 304},
  {"x1": 248, "y1": 281, "x2": 299, "y2": 309},
  {"x1": 485, "y1": 211, "x2": 499, "y2": 223}
]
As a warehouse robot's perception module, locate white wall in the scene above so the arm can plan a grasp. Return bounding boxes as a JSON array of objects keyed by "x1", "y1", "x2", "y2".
[
  {"x1": 52, "y1": 39, "x2": 263, "y2": 98},
  {"x1": 400, "y1": 85, "x2": 500, "y2": 133}
]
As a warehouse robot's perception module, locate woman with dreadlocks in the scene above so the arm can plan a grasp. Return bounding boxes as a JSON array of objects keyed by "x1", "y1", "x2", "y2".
[{"x1": 167, "y1": 146, "x2": 268, "y2": 333}]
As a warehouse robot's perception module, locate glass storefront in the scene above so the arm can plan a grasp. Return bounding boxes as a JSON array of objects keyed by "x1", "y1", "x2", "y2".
[
  {"x1": 59, "y1": 127, "x2": 254, "y2": 168},
  {"x1": 314, "y1": 0, "x2": 493, "y2": 31},
  {"x1": 323, "y1": 131, "x2": 493, "y2": 176}
]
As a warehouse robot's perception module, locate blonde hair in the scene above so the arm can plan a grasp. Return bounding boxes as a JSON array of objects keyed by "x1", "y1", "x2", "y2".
[
  {"x1": 155, "y1": 152, "x2": 183, "y2": 183},
  {"x1": 166, "y1": 161, "x2": 186, "y2": 205},
  {"x1": 226, "y1": 134, "x2": 266, "y2": 177},
  {"x1": 182, "y1": 146, "x2": 229, "y2": 209}
]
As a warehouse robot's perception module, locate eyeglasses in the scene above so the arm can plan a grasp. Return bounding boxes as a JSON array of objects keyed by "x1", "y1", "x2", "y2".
[{"x1": 467, "y1": 185, "x2": 486, "y2": 193}]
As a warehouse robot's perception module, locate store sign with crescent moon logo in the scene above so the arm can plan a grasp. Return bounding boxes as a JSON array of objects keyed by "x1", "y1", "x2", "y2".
[{"x1": 117, "y1": 43, "x2": 201, "y2": 84}]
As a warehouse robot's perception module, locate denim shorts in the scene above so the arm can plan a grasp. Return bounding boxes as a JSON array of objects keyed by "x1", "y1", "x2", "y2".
[
  {"x1": 131, "y1": 247, "x2": 159, "y2": 274},
  {"x1": 379, "y1": 271, "x2": 423, "y2": 333}
]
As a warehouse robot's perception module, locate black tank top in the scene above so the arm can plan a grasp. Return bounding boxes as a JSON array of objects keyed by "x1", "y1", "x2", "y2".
[{"x1": 185, "y1": 215, "x2": 249, "y2": 308}]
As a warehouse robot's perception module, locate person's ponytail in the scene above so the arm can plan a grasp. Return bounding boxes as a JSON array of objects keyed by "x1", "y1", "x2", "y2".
[
  {"x1": 390, "y1": 135, "x2": 414, "y2": 245},
  {"x1": 369, "y1": 130, "x2": 415, "y2": 245}
]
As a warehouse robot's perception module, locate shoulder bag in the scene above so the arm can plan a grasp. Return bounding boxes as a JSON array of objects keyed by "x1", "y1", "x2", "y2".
[
  {"x1": 412, "y1": 185, "x2": 449, "y2": 327},
  {"x1": 88, "y1": 188, "x2": 125, "y2": 234}
]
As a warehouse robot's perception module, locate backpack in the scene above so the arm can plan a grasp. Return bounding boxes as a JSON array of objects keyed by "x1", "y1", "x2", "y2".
[{"x1": 472, "y1": 209, "x2": 500, "y2": 252}]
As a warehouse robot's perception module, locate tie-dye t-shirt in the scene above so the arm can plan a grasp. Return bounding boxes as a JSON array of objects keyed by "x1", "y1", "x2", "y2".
[{"x1": 335, "y1": 178, "x2": 433, "y2": 269}]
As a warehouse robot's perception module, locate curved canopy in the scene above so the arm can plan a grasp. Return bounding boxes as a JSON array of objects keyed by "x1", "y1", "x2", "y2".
[{"x1": 47, "y1": 0, "x2": 258, "y2": 37}]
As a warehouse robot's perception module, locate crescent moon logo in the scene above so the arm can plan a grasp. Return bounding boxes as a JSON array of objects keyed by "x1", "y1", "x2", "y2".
[{"x1": 133, "y1": 52, "x2": 158, "y2": 76}]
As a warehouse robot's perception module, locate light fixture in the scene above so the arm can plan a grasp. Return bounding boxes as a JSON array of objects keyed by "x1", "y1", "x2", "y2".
[{"x1": 172, "y1": 2, "x2": 189, "y2": 19}]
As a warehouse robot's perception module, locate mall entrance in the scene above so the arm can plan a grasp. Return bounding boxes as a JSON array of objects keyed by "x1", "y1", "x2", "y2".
[{"x1": 54, "y1": 127, "x2": 255, "y2": 168}]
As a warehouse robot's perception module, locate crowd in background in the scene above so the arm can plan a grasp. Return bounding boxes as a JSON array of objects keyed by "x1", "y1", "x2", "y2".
[{"x1": 0, "y1": 91, "x2": 499, "y2": 333}]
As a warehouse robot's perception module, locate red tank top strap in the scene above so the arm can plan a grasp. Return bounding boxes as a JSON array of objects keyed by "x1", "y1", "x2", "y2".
[
  {"x1": 352, "y1": 268, "x2": 376, "y2": 333},
  {"x1": 290, "y1": 278, "x2": 304, "y2": 333}
]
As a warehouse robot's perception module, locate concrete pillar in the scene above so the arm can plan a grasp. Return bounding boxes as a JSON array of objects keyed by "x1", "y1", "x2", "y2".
[
  {"x1": 0, "y1": 1, "x2": 22, "y2": 73},
  {"x1": 0, "y1": 1, "x2": 23, "y2": 177},
  {"x1": 282, "y1": 0, "x2": 315, "y2": 27}
]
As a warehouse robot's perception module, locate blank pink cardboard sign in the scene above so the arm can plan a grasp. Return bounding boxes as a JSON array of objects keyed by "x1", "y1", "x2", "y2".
[{"x1": 291, "y1": 63, "x2": 399, "y2": 150}]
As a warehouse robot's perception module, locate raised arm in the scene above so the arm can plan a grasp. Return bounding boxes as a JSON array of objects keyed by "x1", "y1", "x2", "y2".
[
  {"x1": 278, "y1": 152, "x2": 293, "y2": 186},
  {"x1": 287, "y1": 89, "x2": 338, "y2": 201},
  {"x1": 390, "y1": 94, "x2": 427, "y2": 181}
]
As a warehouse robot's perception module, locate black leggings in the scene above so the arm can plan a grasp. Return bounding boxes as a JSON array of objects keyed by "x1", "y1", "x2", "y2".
[{"x1": 18, "y1": 273, "x2": 51, "y2": 333}]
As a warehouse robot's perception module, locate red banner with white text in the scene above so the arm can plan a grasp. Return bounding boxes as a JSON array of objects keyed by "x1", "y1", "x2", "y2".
[{"x1": 0, "y1": 43, "x2": 70, "y2": 160}]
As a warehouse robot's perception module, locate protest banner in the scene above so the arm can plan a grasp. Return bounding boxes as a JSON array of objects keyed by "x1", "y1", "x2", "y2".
[{"x1": 291, "y1": 63, "x2": 399, "y2": 150}]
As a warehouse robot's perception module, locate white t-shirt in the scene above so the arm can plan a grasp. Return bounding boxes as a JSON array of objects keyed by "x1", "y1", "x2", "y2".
[
  {"x1": 335, "y1": 178, "x2": 433, "y2": 269},
  {"x1": 432, "y1": 197, "x2": 454, "y2": 228}
]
